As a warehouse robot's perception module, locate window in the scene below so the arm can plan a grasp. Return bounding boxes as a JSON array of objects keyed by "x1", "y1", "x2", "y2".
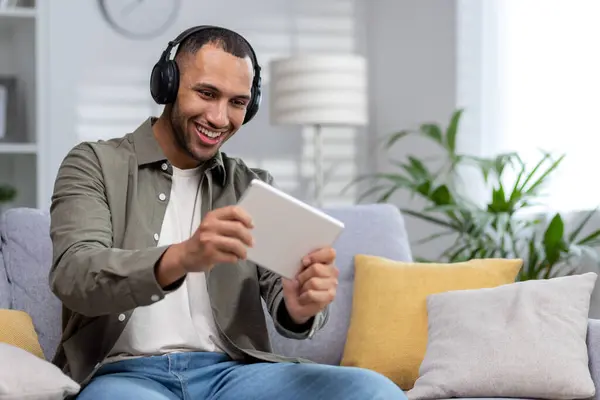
[{"x1": 457, "y1": 0, "x2": 600, "y2": 212}]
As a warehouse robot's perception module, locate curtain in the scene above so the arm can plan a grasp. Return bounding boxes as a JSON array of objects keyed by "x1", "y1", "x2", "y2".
[{"x1": 456, "y1": 0, "x2": 600, "y2": 212}]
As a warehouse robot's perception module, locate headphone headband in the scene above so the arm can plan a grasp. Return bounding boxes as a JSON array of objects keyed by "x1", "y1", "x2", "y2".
[
  {"x1": 150, "y1": 25, "x2": 262, "y2": 124},
  {"x1": 162, "y1": 25, "x2": 261, "y2": 73}
]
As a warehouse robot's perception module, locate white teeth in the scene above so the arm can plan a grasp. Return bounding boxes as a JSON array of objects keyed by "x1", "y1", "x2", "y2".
[{"x1": 196, "y1": 123, "x2": 222, "y2": 139}]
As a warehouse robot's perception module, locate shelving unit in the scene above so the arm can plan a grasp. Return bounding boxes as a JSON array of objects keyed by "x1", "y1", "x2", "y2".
[
  {"x1": 0, "y1": 0, "x2": 40, "y2": 209},
  {"x1": 0, "y1": 143, "x2": 37, "y2": 154},
  {"x1": 0, "y1": 5, "x2": 35, "y2": 20}
]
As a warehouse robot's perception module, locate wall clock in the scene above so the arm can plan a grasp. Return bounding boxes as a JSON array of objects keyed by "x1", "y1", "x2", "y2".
[{"x1": 98, "y1": 0, "x2": 181, "y2": 40}]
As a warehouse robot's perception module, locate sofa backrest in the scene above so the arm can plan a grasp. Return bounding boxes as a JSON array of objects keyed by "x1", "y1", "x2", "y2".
[
  {"x1": 0, "y1": 239, "x2": 10, "y2": 309},
  {"x1": 266, "y1": 203, "x2": 413, "y2": 365},
  {"x1": 0, "y1": 208, "x2": 61, "y2": 360},
  {"x1": 0, "y1": 203, "x2": 413, "y2": 365}
]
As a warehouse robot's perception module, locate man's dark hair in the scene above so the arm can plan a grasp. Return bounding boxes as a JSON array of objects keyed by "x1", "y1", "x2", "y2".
[{"x1": 175, "y1": 27, "x2": 255, "y2": 67}]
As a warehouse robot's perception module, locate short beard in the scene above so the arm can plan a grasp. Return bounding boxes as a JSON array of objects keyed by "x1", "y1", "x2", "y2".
[{"x1": 169, "y1": 102, "x2": 203, "y2": 163}]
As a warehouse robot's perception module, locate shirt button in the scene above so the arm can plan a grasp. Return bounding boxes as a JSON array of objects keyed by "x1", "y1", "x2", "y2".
[
  {"x1": 118, "y1": 314, "x2": 126, "y2": 322},
  {"x1": 161, "y1": 163, "x2": 168, "y2": 171},
  {"x1": 153, "y1": 233, "x2": 159, "y2": 241},
  {"x1": 151, "y1": 294, "x2": 160, "y2": 302},
  {"x1": 158, "y1": 193, "x2": 166, "y2": 201}
]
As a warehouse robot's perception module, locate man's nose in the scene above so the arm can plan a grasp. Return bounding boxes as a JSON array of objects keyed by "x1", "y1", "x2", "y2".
[{"x1": 205, "y1": 100, "x2": 229, "y2": 129}]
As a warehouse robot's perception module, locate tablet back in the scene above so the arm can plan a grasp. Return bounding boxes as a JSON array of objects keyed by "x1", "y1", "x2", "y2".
[{"x1": 237, "y1": 179, "x2": 345, "y2": 280}]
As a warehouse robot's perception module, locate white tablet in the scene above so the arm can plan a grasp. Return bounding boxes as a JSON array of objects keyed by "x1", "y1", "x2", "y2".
[{"x1": 236, "y1": 179, "x2": 345, "y2": 280}]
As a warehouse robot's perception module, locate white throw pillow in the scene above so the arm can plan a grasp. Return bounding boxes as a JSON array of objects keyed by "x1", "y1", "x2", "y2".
[
  {"x1": 0, "y1": 343, "x2": 80, "y2": 400},
  {"x1": 408, "y1": 272, "x2": 597, "y2": 400}
]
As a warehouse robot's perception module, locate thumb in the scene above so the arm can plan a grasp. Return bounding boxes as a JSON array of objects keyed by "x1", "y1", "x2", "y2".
[{"x1": 282, "y1": 277, "x2": 300, "y2": 295}]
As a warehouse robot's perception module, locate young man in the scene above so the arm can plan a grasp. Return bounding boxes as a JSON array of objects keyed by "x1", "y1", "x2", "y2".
[{"x1": 49, "y1": 26, "x2": 406, "y2": 399}]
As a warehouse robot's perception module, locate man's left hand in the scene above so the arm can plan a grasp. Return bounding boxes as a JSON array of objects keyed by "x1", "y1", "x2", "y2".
[{"x1": 282, "y1": 247, "x2": 339, "y2": 325}]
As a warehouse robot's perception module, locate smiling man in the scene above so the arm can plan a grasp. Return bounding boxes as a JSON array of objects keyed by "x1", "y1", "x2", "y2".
[{"x1": 48, "y1": 26, "x2": 406, "y2": 400}]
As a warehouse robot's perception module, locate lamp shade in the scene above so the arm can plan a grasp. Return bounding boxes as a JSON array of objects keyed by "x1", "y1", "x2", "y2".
[{"x1": 269, "y1": 54, "x2": 368, "y2": 126}]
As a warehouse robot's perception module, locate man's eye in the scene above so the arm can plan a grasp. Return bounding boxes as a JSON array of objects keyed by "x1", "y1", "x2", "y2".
[{"x1": 200, "y1": 91, "x2": 214, "y2": 98}]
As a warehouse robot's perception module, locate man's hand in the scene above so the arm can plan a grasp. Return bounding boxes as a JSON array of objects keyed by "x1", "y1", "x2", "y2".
[
  {"x1": 181, "y1": 205, "x2": 254, "y2": 271},
  {"x1": 156, "y1": 206, "x2": 253, "y2": 287},
  {"x1": 282, "y1": 247, "x2": 339, "y2": 325}
]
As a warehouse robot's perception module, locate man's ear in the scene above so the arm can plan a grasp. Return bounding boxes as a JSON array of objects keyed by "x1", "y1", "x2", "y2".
[{"x1": 162, "y1": 103, "x2": 174, "y2": 115}]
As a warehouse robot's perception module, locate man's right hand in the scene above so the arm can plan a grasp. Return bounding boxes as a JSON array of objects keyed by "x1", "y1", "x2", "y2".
[
  {"x1": 181, "y1": 205, "x2": 254, "y2": 272},
  {"x1": 155, "y1": 206, "x2": 254, "y2": 287}
]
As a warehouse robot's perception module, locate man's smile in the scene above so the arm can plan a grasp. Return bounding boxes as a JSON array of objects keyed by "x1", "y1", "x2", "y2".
[{"x1": 194, "y1": 122, "x2": 227, "y2": 145}]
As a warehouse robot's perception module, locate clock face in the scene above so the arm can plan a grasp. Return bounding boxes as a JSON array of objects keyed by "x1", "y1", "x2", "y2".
[{"x1": 98, "y1": 0, "x2": 181, "y2": 39}]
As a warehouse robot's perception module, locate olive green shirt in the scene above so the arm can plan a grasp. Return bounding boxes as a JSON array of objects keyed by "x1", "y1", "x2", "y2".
[{"x1": 48, "y1": 117, "x2": 327, "y2": 386}]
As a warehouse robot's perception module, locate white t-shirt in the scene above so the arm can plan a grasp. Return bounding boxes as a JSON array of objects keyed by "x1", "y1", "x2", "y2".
[{"x1": 107, "y1": 165, "x2": 227, "y2": 358}]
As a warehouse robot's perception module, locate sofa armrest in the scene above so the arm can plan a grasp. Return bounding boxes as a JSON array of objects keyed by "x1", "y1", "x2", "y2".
[{"x1": 588, "y1": 319, "x2": 600, "y2": 399}]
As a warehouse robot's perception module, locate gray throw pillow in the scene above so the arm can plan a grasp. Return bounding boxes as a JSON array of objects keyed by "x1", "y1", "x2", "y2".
[
  {"x1": 0, "y1": 343, "x2": 80, "y2": 400},
  {"x1": 408, "y1": 272, "x2": 597, "y2": 400}
]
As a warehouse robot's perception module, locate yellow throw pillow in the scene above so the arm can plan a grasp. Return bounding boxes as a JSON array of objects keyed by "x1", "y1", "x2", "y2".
[
  {"x1": 0, "y1": 309, "x2": 45, "y2": 359},
  {"x1": 341, "y1": 256, "x2": 522, "y2": 390}
]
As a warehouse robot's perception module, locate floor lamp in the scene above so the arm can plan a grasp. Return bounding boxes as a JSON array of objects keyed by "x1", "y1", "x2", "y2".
[{"x1": 269, "y1": 54, "x2": 368, "y2": 207}]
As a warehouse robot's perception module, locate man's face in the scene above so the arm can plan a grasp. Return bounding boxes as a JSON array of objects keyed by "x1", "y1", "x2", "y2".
[{"x1": 170, "y1": 43, "x2": 254, "y2": 163}]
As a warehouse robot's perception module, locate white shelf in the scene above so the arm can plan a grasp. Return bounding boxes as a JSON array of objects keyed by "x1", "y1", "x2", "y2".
[
  {"x1": 0, "y1": 143, "x2": 37, "y2": 154},
  {"x1": 0, "y1": 7, "x2": 35, "y2": 32},
  {"x1": 0, "y1": 7, "x2": 36, "y2": 19}
]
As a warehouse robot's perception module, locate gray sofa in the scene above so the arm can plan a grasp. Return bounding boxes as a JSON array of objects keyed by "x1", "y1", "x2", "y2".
[{"x1": 1, "y1": 204, "x2": 600, "y2": 399}]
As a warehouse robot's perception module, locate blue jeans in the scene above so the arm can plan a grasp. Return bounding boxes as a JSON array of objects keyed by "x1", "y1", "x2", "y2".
[{"x1": 77, "y1": 352, "x2": 406, "y2": 400}]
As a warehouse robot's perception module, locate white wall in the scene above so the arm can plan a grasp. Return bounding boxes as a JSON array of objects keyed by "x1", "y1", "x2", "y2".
[
  {"x1": 43, "y1": 0, "x2": 363, "y2": 210},
  {"x1": 365, "y1": 0, "x2": 458, "y2": 258}
]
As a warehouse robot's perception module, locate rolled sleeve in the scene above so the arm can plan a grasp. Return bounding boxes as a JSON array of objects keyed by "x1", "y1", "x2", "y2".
[
  {"x1": 258, "y1": 266, "x2": 328, "y2": 340},
  {"x1": 272, "y1": 291, "x2": 329, "y2": 340}
]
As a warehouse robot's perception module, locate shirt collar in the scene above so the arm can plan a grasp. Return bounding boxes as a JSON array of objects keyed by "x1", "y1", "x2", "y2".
[{"x1": 131, "y1": 117, "x2": 226, "y2": 185}]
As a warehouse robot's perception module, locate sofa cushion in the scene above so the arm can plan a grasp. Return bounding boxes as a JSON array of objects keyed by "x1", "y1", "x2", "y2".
[
  {"x1": 266, "y1": 204, "x2": 413, "y2": 365},
  {"x1": 0, "y1": 343, "x2": 80, "y2": 399},
  {"x1": 0, "y1": 248, "x2": 9, "y2": 309},
  {"x1": 407, "y1": 273, "x2": 597, "y2": 400},
  {"x1": 341, "y1": 256, "x2": 522, "y2": 390},
  {"x1": 0, "y1": 309, "x2": 45, "y2": 359},
  {"x1": 0, "y1": 208, "x2": 61, "y2": 360}
]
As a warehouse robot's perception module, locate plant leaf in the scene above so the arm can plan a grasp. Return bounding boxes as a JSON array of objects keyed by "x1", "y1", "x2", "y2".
[
  {"x1": 401, "y1": 209, "x2": 461, "y2": 231},
  {"x1": 543, "y1": 213, "x2": 565, "y2": 266},
  {"x1": 376, "y1": 186, "x2": 403, "y2": 203},
  {"x1": 569, "y1": 207, "x2": 600, "y2": 243},
  {"x1": 414, "y1": 230, "x2": 456, "y2": 245},
  {"x1": 576, "y1": 229, "x2": 600, "y2": 246},
  {"x1": 382, "y1": 130, "x2": 412, "y2": 149},
  {"x1": 430, "y1": 185, "x2": 453, "y2": 206},
  {"x1": 406, "y1": 156, "x2": 430, "y2": 180},
  {"x1": 0, "y1": 185, "x2": 16, "y2": 203},
  {"x1": 355, "y1": 184, "x2": 388, "y2": 203},
  {"x1": 419, "y1": 124, "x2": 443, "y2": 144},
  {"x1": 445, "y1": 109, "x2": 463, "y2": 153},
  {"x1": 520, "y1": 152, "x2": 565, "y2": 196}
]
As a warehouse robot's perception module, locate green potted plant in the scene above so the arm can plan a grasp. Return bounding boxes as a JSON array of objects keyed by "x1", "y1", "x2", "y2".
[
  {"x1": 349, "y1": 109, "x2": 600, "y2": 281},
  {"x1": 0, "y1": 184, "x2": 17, "y2": 214}
]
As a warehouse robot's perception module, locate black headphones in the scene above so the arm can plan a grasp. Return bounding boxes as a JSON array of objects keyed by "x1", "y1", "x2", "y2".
[{"x1": 150, "y1": 25, "x2": 262, "y2": 124}]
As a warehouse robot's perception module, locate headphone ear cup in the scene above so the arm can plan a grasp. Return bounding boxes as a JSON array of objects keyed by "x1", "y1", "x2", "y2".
[
  {"x1": 150, "y1": 63, "x2": 165, "y2": 104},
  {"x1": 150, "y1": 60, "x2": 180, "y2": 104},
  {"x1": 163, "y1": 61, "x2": 180, "y2": 104},
  {"x1": 243, "y1": 76, "x2": 262, "y2": 124}
]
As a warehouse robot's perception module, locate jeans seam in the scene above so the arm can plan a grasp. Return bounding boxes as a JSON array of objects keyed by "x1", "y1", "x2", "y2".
[{"x1": 168, "y1": 355, "x2": 189, "y2": 400}]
